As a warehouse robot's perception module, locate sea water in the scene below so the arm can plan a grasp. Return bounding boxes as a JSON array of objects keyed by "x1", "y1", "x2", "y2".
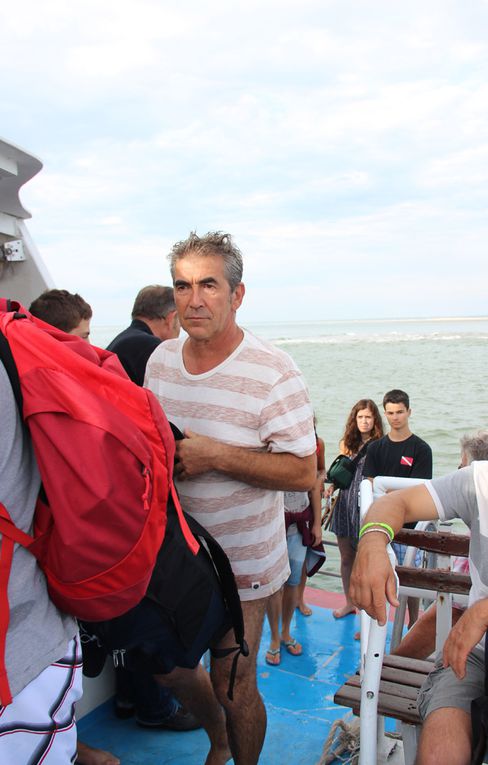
[
  {"x1": 93, "y1": 316, "x2": 488, "y2": 594},
  {"x1": 266, "y1": 316, "x2": 488, "y2": 478}
]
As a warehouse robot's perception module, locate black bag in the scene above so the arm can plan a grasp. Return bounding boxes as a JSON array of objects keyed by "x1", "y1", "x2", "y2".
[
  {"x1": 326, "y1": 443, "x2": 369, "y2": 490},
  {"x1": 471, "y1": 635, "x2": 488, "y2": 765},
  {"x1": 82, "y1": 494, "x2": 248, "y2": 700}
]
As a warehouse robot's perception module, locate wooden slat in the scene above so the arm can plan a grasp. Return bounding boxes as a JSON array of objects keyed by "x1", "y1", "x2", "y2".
[
  {"x1": 344, "y1": 674, "x2": 419, "y2": 701},
  {"x1": 394, "y1": 529, "x2": 469, "y2": 556},
  {"x1": 380, "y1": 666, "x2": 428, "y2": 688},
  {"x1": 334, "y1": 683, "x2": 361, "y2": 714},
  {"x1": 334, "y1": 683, "x2": 421, "y2": 725},
  {"x1": 382, "y1": 654, "x2": 433, "y2": 674},
  {"x1": 334, "y1": 653, "x2": 434, "y2": 725},
  {"x1": 377, "y1": 692, "x2": 420, "y2": 724},
  {"x1": 396, "y1": 566, "x2": 471, "y2": 595}
]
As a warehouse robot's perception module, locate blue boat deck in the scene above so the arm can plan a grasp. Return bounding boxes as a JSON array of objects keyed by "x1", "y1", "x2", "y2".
[{"x1": 78, "y1": 600, "x2": 363, "y2": 764}]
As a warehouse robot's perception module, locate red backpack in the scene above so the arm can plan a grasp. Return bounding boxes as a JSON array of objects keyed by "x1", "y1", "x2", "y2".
[{"x1": 0, "y1": 299, "x2": 199, "y2": 705}]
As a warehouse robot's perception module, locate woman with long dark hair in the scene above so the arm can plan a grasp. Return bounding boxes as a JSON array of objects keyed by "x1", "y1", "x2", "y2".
[{"x1": 329, "y1": 399, "x2": 384, "y2": 618}]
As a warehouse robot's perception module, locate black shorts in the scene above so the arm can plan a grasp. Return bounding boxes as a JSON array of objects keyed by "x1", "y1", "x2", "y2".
[
  {"x1": 128, "y1": 590, "x2": 231, "y2": 674},
  {"x1": 85, "y1": 588, "x2": 231, "y2": 676},
  {"x1": 83, "y1": 499, "x2": 236, "y2": 676}
]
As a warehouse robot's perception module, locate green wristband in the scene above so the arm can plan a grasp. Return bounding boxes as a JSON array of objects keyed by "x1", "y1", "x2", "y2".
[{"x1": 359, "y1": 521, "x2": 394, "y2": 542}]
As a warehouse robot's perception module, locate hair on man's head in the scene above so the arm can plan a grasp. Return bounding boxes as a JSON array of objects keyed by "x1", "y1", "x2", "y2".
[
  {"x1": 131, "y1": 285, "x2": 175, "y2": 320},
  {"x1": 29, "y1": 289, "x2": 92, "y2": 333},
  {"x1": 383, "y1": 389, "x2": 410, "y2": 410},
  {"x1": 168, "y1": 231, "x2": 243, "y2": 291},
  {"x1": 460, "y1": 430, "x2": 488, "y2": 464}
]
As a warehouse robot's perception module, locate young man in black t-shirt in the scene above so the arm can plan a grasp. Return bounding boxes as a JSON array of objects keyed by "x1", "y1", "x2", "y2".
[{"x1": 362, "y1": 389, "x2": 433, "y2": 625}]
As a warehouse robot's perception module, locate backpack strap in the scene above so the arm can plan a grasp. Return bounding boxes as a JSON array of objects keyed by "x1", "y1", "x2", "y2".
[
  {"x1": 0, "y1": 503, "x2": 34, "y2": 706},
  {"x1": 0, "y1": 305, "x2": 34, "y2": 705},
  {"x1": 183, "y1": 512, "x2": 249, "y2": 701},
  {"x1": 0, "y1": 302, "x2": 24, "y2": 417},
  {"x1": 350, "y1": 441, "x2": 369, "y2": 467}
]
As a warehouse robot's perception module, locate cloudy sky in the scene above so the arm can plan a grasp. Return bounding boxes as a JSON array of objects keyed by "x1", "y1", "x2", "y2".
[{"x1": 2, "y1": 0, "x2": 488, "y2": 325}]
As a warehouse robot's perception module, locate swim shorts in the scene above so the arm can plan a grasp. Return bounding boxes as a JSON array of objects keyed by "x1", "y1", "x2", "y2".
[
  {"x1": 87, "y1": 589, "x2": 232, "y2": 676},
  {"x1": 417, "y1": 646, "x2": 485, "y2": 719},
  {"x1": 0, "y1": 635, "x2": 82, "y2": 765}
]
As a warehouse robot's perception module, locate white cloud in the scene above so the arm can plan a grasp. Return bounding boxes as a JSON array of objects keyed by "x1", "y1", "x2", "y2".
[{"x1": 2, "y1": 0, "x2": 488, "y2": 324}]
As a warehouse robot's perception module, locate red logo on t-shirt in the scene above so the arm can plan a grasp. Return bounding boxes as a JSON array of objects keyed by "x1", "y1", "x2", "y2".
[{"x1": 400, "y1": 456, "x2": 414, "y2": 467}]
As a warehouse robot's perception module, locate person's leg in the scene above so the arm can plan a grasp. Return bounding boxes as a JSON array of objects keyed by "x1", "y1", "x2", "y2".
[
  {"x1": 265, "y1": 588, "x2": 282, "y2": 665},
  {"x1": 211, "y1": 598, "x2": 268, "y2": 765},
  {"x1": 416, "y1": 648, "x2": 484, "y2": 765},
  {"x1": 280, "y1": 531, "x2": 305, "y2": 654},
  {"x1": 415, "y1": 708, "x2": 471, "y2": 765},
  {"x1": 333, "y1": 536, "x2": 357, "y2": 618},
  {"x1": 155, "y1": 663, "x2": 230, "y2": 765},
  {"x1": 281, "y1": 583, "x2": 302, "y2": 654},
  {"x1": 131, "y1": 667, "x2": 200, "y2": 729},
  {"x1": 407, "y1": 596, "x2": 420, "y2": 628},
  {"x1": 392, "y1": 605, "x2": 465, "y2": 659},
  {"x1": 392, "y1": 604, "x2": 437, "y2": 659},
  {"x1": 133, "y1": 670, "x2": 177, "y2": 722},
  {"x1": 296, "y1": 562, "x2": 312, "y2": 616}
]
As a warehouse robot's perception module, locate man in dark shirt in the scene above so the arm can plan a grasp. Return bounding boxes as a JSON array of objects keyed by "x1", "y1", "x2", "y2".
[
  {"x1": 107, "y1": 285, "x2": 180, "y2": 385},
  {"x1": 363, "y1": 388, "x2": 433, "y2": 625},
  {"x1": 107, "y1": 284, "x2": 202, "y2": 732}
]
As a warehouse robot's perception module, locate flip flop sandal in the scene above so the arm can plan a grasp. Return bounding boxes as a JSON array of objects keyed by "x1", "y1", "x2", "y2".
[
  {"x1": 282, "y1": 638, "x2": 302, "y2": 656},
  {"x1": 265, "y1": 647, "x2": 281, "y2": 666}
]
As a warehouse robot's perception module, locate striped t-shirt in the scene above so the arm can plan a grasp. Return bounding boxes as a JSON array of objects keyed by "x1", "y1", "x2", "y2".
[{"x1": 145, "y1": 330, "x2": 316, "y2": 601}]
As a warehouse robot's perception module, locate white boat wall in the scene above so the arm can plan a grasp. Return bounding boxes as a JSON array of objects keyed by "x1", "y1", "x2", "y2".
[{"x1": 0, "y1": 138, "x2": 54, "y2": 303}]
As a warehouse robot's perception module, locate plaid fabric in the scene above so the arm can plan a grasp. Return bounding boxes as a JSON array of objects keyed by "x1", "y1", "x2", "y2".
[{"x1": 392, "y1": 540, "x2": 422, "y2": 567}]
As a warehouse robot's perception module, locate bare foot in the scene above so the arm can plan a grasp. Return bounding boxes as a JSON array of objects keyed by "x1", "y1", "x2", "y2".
[
  {"x1": 297, "y1": 602, "x2": 312, "y2": 616},
  {"x1": 204, "y1": 743, "x2": 232, "y2": 764},
  {"x1": 332, "y1": 605, "x2": 356, "y2": 619},
  {"x1": 265, "y1": 647, "x2": 281, "y2": 666},
  {"x1": 76, "y1": 740, "x2": 120, "y2": 765},
  {"x1": 281, "y1": 637, "x2": 302, "y2": 656}
]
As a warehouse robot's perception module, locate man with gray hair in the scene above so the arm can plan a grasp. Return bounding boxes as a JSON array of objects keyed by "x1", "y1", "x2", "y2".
[
  {"x1": 460, "y1": 430, "x2": 488, "y2": 466},
  {"x1": 107, "y1": 285, "x2": 179, "y2": 385},
  {"x1": 145, "y1": 231, "x2": 317, "y2": 765}
]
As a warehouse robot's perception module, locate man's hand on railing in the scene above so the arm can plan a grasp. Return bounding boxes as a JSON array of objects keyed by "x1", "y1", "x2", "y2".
[{"x1": 349, "y1": 536, "x2": 399, "y2": 626}]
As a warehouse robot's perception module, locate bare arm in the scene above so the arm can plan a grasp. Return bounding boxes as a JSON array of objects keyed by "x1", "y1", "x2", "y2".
[
  {"x1": 309, "y1": 474, "x2": 323, "y2": 545},
  {"x1": 349, "y1": 484, "x2": 439, "y2": 625},
  {"x1": 174, "y1": 429, "x2": 317, "y2": 491}
]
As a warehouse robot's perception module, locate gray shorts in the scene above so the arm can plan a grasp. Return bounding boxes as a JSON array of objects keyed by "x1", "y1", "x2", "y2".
[{"x1": 417, "y1": 646, "x2": 485, "y2": 719}]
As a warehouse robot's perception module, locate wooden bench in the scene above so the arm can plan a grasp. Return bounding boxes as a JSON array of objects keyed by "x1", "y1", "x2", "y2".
[
  {"x1": 335, "y1": 654, "x2": 433, "y2": 726},
  {"x1": 334, "y1": 525, "x2": 471, "y2": 764}
]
